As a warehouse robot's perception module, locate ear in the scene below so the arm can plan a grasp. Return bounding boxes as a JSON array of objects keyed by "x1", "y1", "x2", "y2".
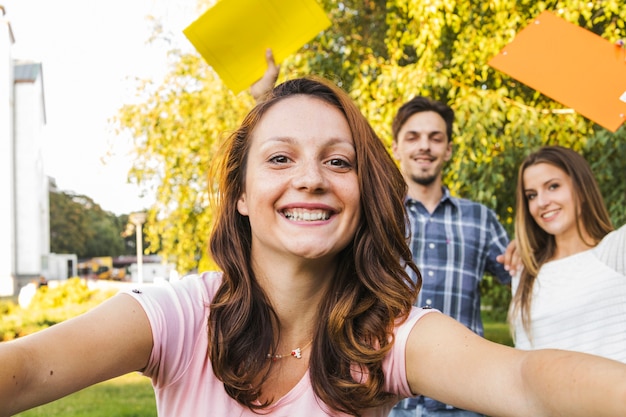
[
  {"x1": 444, "y1": 141, "x2": 453, "y2": 162},
  {"x1": 237, "y1": 192, "x2": 249, "y2": 216},
  {"x1": 391, "y1": 141, "x2": 399, "y2": 160}
]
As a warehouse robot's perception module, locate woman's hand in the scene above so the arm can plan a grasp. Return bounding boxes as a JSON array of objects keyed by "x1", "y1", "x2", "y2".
[{"x1": 250, "y1": 48, "x2": 280, "y2": 103}]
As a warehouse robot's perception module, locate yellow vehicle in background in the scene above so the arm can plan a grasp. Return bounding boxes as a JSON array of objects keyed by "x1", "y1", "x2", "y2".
[{"x1": 77, "y1": 256, "x2": 127, "y2": 281}]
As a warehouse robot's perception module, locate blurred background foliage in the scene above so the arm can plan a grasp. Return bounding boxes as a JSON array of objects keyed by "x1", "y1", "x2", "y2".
[
  {"x1": 0, "y1": 278, "x2": 117, "y2": 341},
  {"x1": 114, "y1": 0, "x2": 625, "y2": 315},
  {"x1": 49, "y1": 185, "x2": 155, "y2": 259}
]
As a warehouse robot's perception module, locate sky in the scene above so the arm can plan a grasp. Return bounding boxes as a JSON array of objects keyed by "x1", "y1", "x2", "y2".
[{"x1": 4, "y1": 0, "x2": 201, "y2": 215}]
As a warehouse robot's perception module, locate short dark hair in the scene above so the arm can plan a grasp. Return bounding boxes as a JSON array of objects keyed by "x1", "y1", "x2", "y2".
[{"x1": 391, "y1": 96, "x2": 454, "y2": 142}]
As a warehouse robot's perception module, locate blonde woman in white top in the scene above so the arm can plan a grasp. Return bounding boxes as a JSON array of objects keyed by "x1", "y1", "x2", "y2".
[{"x1": 510, "y1": 145, "x2": 626, "y2": 362}]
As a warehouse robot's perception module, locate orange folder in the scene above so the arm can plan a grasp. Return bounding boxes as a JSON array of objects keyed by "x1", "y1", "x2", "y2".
[
  {"x1": 183, "y1": 0, "x2": 331, "y2": 94},
  {"x1": 489, "y1": 11, "x2": 626, "y2": 132}
]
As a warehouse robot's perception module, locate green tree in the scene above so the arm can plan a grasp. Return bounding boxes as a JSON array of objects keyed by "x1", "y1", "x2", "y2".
[
  {"x1": 49, "y1": 190, "x2": 128, "y2": 258},
  {"x1": 83, "y1": 209, "x2": 125, "y2": 258},
  {"x1": 49, "y1": 190, "x2": 90, "y2": 256},
  {"x1": 116, "y1": 51, "x2": 253, "y2": 273},
  {"x1": 293, "y1": 0, "x2": 626, "y2": 231},
  {"x1": 115, "y1": 0, "x2": 626, "y2": 284}
]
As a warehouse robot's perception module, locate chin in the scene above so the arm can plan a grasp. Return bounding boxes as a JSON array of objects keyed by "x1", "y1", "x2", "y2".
[
  {"x1": 414, "y1": 176, "x2": 437, "y2": 186},
  {"x1": 291, "y1": 245, "x2": 342, "y2": 261}
]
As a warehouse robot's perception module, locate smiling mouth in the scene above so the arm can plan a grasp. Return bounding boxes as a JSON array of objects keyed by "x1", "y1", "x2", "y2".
[
  {"x1": 283, "y1": 209, "x2": 331, "y2": 221},
  {"x1": 414, "y1": 152, "x2": 435, "y2": 161},
  {"x1": 541, "y1": 209, "x2": 559, "y2": 219}
]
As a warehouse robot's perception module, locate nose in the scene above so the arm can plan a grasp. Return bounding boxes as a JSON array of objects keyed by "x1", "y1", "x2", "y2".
[
  {"x1": 291, "y1": 161, "x2": 327, "y2": 192},
  {"x1": 535, "y1": 191, "x2": 550, "y2": 208},
  {"x1": 416, "y1": 134, "x2": 430, "y2": 150}
]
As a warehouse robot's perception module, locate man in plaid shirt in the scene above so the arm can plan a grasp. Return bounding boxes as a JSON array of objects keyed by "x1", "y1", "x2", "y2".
[{"x1": 388, "y1": 96, "x2": 514, "y2": 417}]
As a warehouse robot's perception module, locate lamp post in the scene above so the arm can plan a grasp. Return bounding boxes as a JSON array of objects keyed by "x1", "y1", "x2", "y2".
[{"x1": 129, "y1": 212, "x2": 147, "y2": 284}]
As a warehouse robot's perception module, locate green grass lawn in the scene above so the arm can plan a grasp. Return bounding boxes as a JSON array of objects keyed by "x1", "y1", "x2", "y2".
[
  {"x1": 483, "y1": 317, "x2": 514, "y2": 347},
  {"x1": 16, "y1": 372, "x2": 156, "y2": 417}
]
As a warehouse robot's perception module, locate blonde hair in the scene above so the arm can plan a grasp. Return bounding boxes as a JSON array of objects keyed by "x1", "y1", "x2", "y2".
[{"x1": 509, "y1": 145, "x2": 613, "y2": 337}]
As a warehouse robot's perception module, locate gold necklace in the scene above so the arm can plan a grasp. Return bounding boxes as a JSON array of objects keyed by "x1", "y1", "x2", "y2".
[{"x1": 266, "y1": 340, "x2": 313, "y2": 361}]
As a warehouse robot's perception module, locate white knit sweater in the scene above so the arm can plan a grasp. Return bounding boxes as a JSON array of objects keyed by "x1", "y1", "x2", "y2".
[{"x1": 512, "y1": 224, "x2": 626, "y2": 363}]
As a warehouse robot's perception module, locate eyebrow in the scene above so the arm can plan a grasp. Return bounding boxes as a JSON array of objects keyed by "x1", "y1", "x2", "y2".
[
  {"x1": 264, "y1": 136, "x2": 296, "y2": 144},
  {"x1": 264, "y1": 136, "x2": 354, "y2": 147},
  {"x1": 404, "y1": 129, "x2": 445, "y2": 136},
  {"x1": 523, "y1": 177, "x2": 561, "y2": 192}
]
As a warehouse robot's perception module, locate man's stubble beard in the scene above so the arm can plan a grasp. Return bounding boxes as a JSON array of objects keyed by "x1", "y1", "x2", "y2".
[{"x1": 410, "y1": 173, "x2": 438, "y2": 186}]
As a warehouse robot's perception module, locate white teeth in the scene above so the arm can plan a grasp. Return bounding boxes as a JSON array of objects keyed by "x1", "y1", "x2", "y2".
[
  {"x1": 542, "y1": 210, "x2": 558, "y2": 219},
  {"x1": 284, "y1": 209, "x2": 330, "y2": 221}
]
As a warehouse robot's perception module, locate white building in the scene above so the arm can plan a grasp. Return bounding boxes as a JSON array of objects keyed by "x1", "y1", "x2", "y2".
[
  {"x1": 0, "y1": 8, "x2": 52, "y2": 296},
  {"x1": 128, "y1": 260, "x2": 178, "y2": 284},
  {"x1": 43, "y1": 252, "x2": 78, "y2": 282}
]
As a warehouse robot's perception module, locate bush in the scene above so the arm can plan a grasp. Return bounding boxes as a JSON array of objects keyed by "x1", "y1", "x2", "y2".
[
  {"x1": 0, "y1": 278, "x2": 117, "y2": 341},
  {"x1": 0, "y1": 298, "x2": 16, "y2": 315},
  {"x1": 30, "y1": 277, "x2": 97, "y2": 309}
]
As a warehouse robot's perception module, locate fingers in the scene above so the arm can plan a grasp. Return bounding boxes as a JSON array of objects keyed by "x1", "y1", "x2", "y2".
[
  {"x1": 250, "y1": 48, "x2": 280, "y2": 102},
  {"x1": 264, "y1": 48, "x2": 279, "y2": 74},
  {"x1": 497, "y1": 239, "x2": 521, "y2": 276}
]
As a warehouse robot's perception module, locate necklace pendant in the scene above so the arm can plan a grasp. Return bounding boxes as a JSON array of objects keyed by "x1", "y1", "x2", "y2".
[{"x1": 291, "y1": 347, "x2": 302, "y2": 359}]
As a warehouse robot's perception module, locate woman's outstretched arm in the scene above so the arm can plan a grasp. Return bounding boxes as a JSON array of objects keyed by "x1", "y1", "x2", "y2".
[
  {"x1": 406, "y1": 312, "x2": 626, "y2": 417},
  {"x1": 0, "y1": 293, "x2": 153, "y2": 417}
]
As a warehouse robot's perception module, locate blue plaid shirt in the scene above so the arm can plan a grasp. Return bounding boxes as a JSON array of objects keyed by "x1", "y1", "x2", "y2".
[{"x1": 396, "y1": 187, "x2": 511, "y2": 413}]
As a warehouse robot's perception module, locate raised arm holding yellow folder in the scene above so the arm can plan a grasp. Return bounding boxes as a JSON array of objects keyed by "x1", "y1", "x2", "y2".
[{"x1": 183, "y1": 0, "x2": 331, "y2": 94}]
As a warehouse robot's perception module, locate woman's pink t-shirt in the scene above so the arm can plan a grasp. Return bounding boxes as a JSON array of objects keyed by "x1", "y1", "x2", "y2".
[{"x1": 124, "y1": 272, "x2": 436, "y2": 416}]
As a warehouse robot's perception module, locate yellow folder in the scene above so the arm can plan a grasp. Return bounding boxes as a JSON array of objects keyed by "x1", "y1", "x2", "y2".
[
  {"x1": 183, "y1": 0, "x2": 331, "y2": 94},
  {"x1": 489, "y1": 11, "x2": 626, "y2": 132}
]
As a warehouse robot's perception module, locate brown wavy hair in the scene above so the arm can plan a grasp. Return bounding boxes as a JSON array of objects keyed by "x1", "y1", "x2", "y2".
[
  {"x1": 208, "y1": 77, "x2": 421, "y2": 415},
  {"x1": 509, "y1": 145, "x2": 613, "y2": 338}
]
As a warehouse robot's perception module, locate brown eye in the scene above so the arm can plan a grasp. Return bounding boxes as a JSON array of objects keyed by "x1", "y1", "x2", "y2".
[
  {"x1": 269, "y1": 155, "x2": 290, "y2": 164},
  {"x1": 328, "y1": 158, "x2": 350, "y2": 168}
]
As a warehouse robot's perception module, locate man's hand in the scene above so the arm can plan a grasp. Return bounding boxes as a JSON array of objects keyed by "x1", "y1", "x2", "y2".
[
  {"x1": 496, "y1": 239, "x2": 521, "y2": 276},
  {"x1": 250, "y1": 48, "x2": 280, "y2": 103}
]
